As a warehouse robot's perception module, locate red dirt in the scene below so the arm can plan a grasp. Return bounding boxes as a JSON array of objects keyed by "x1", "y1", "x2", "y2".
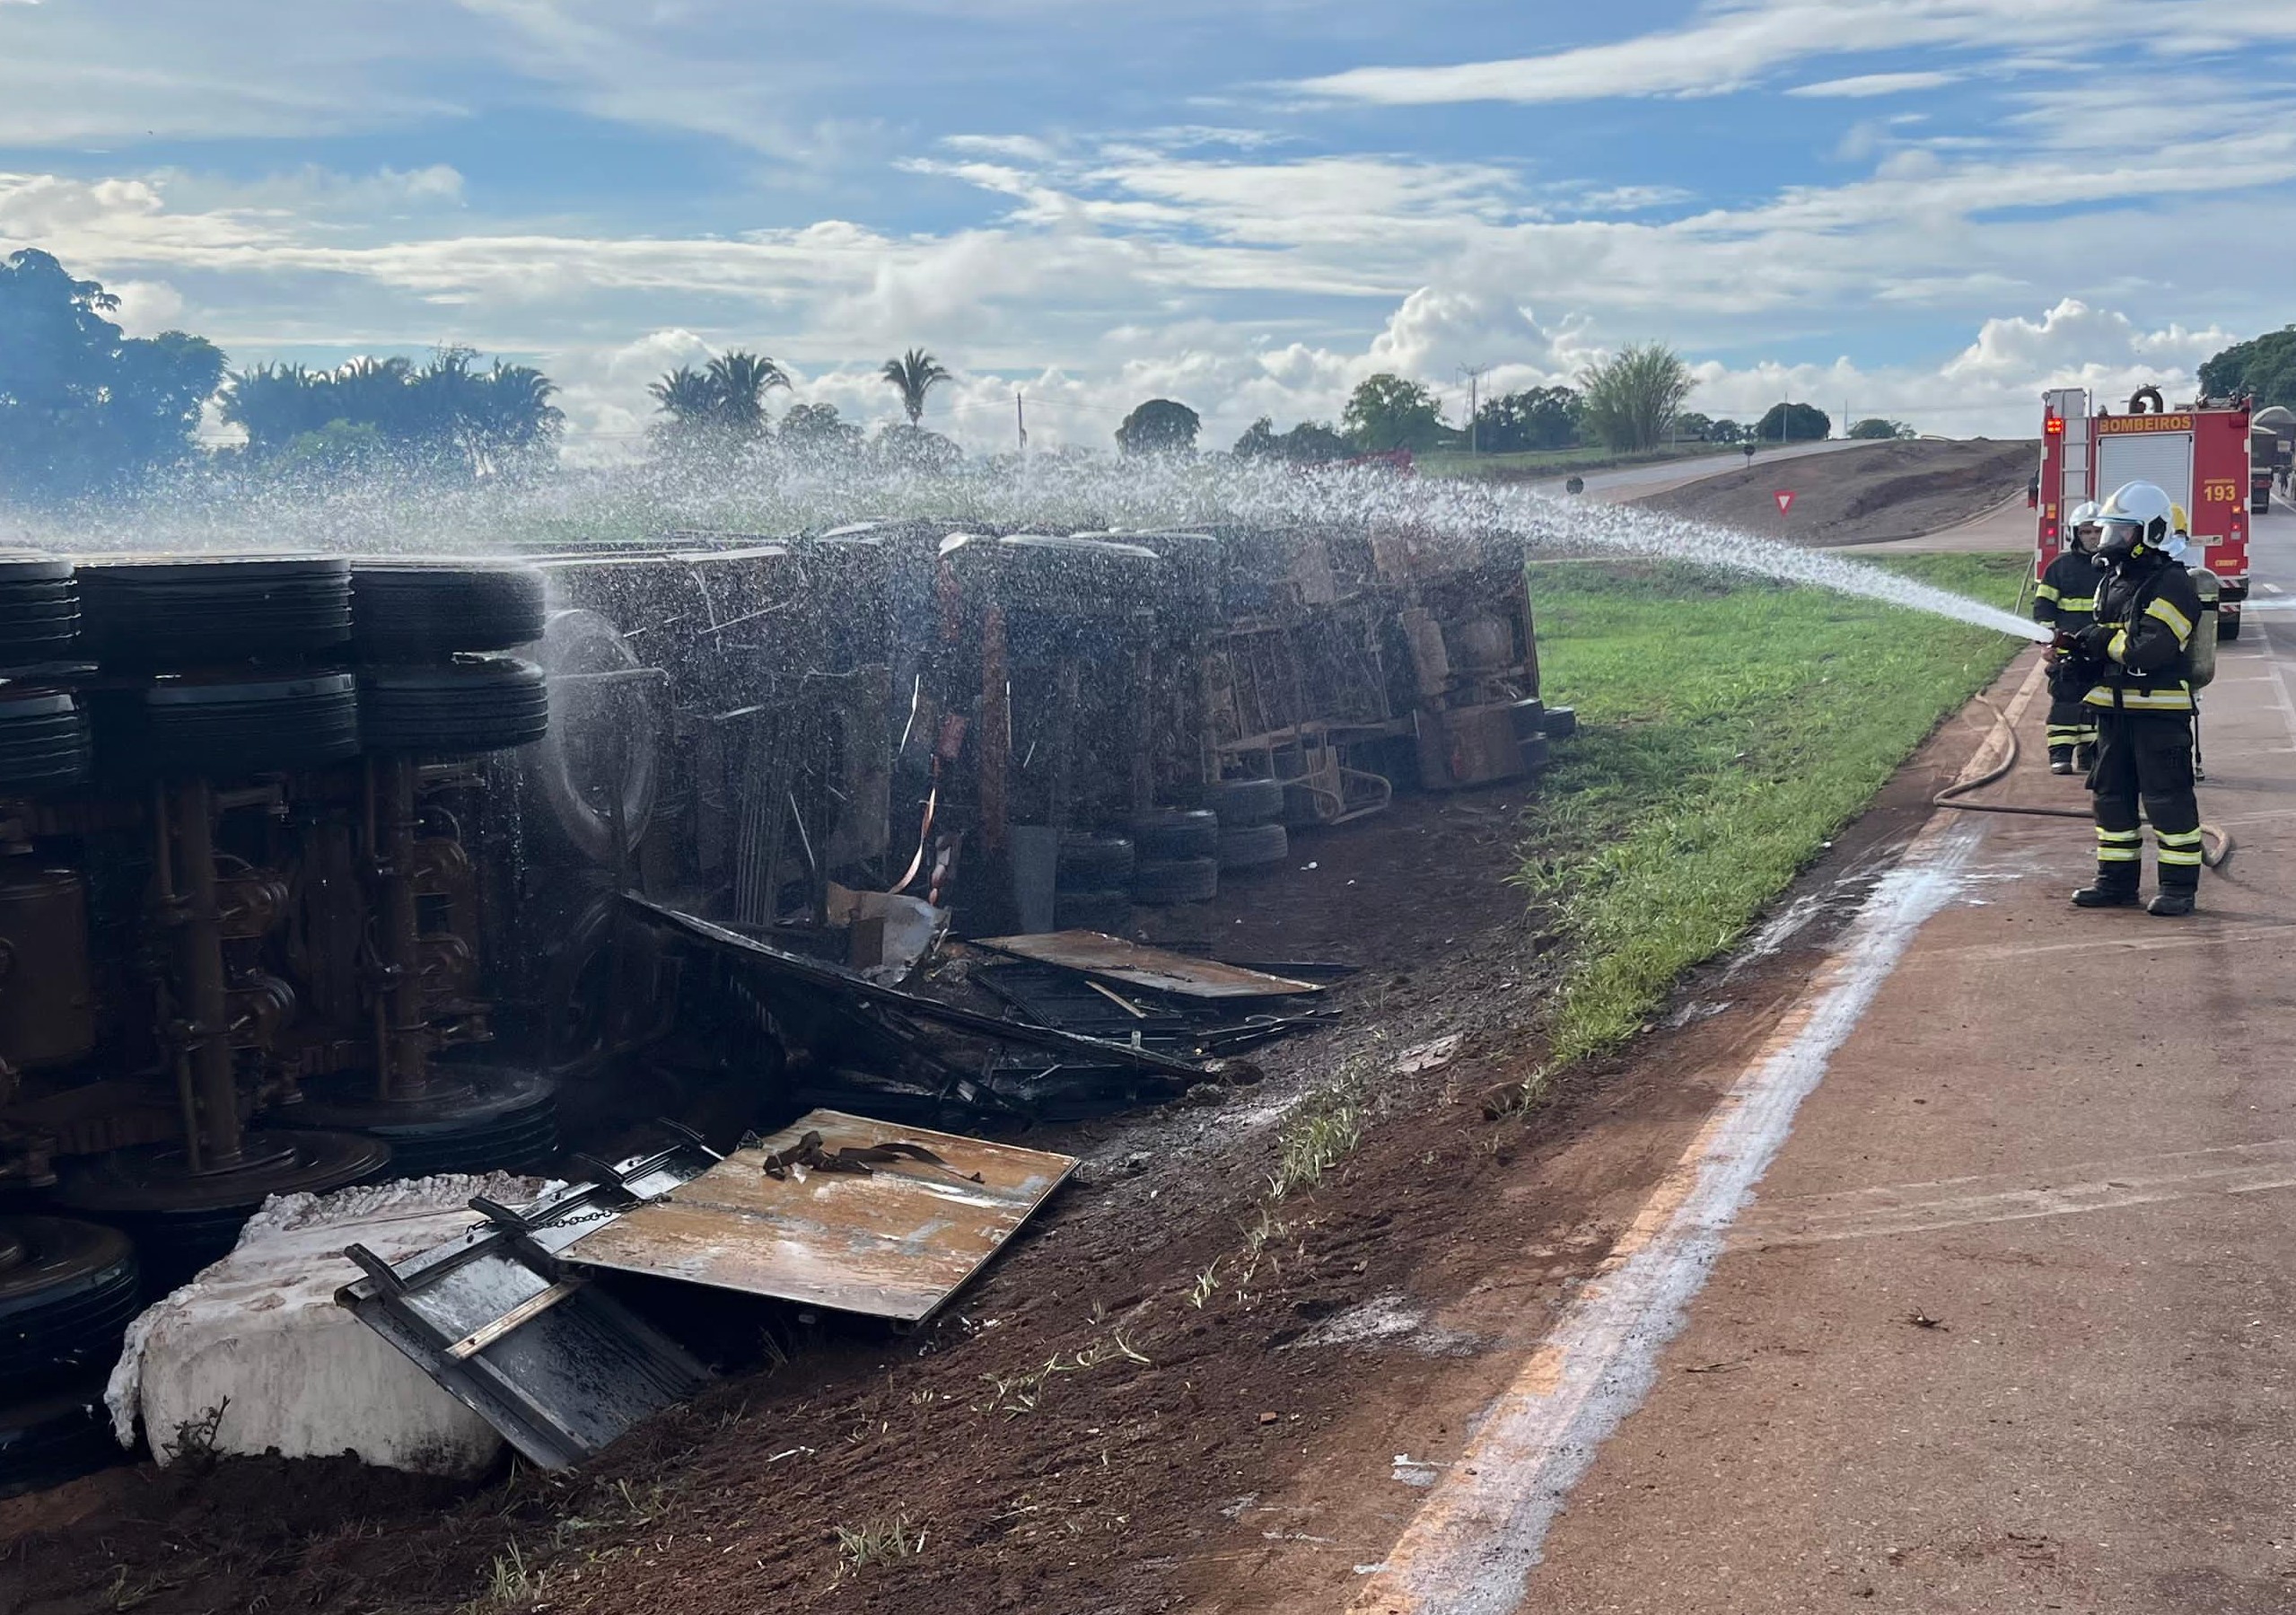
[{"x1": 0, "y1": 704, "x2": 1996, "y2": 1615}]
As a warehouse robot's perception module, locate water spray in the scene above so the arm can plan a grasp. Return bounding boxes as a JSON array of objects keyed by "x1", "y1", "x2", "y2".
[{"x1": 44, "y1": 452, "x2": 2052, "y2": 645}]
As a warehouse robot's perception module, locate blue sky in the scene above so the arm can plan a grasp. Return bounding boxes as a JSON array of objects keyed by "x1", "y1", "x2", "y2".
[{"x1": 4, "y1": 0, "x2": 2294, "y2": 456}]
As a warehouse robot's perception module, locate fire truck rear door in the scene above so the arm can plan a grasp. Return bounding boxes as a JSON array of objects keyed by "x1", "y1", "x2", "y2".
[{"x1": 2096, "y1": 428, "x2": 2195, "y2": 512}]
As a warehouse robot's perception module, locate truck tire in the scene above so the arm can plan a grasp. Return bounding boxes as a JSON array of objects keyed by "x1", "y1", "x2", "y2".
[
  {"x1": 95, "y1": 673, "x2": 361, "y2": 779},
  {"x1": 77, "y1": 554, "x2": 351, "y2": 666},
  {"x1": 1520, "y1": 735, "x2": 1551, "y2": 775},
  {"x1": 1543, "y1": 705, "x2": 1578, "y2": 740},
  {"x1": 0, "y1": 553, "x2": 77, "y2": 670},
  {"x1": 0, "y1": 1218, "x2": 140, "y2": 1388},
  {"x1": 1218, "y1": 821, "x2": 1288, "y2": 872},
  {"x1": 1207, "y1": 777, "x2": 1284, "y2": 826},
  {"x1": 1133, "y1": 856, "x2": 1219, "y2": 905},
  {"x1": 352, "y1": 561, "x2": 548, "y2": 657},
  {"x1": 0, "y1": 1380, "x2": 118, "y2": 1500},
  {"x1": 2219, "y1": 613, "x2": 2242, "y2": 642},
  {"x1": 1132, "y1": 808, "x2": 1219, "y2": 861},
  {"x1": 1507, "y1": 698, "x2": 1547, "y2": 741},
  {"x1": 358, "y1": 656, "x2": 548, "y2": 754},
  {"x1": 1053, "y1": 888, "x2": 1133, "y2": 934},
  {"x1": 1056, "y1": 833, "x2": 1135, "y2": 890},
  {"x1": 0, "y1": 692, "x2": 91, "y2": 794}
]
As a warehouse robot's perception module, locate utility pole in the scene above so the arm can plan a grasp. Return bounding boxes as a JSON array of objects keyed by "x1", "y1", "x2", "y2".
[
  {"x1": 1015, "y1": 390, "x2": 1028, "y2": 456},
  {"x1": 1459, "y1": 364, "x2": 1488, "y2": 456}
]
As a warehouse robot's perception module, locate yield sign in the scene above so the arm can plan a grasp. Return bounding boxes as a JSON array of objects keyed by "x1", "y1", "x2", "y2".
[{"x1": 1773, "y1": 489, "x2": 1797, "y2": 516}]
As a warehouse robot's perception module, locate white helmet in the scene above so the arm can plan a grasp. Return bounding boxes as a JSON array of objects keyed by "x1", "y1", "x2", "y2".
[
  {"x1": 2095, "y1": 480, "x2": 2173, "y2": 562},
  {"x1": 2067, "y1": 499, "x2": 2101, "y2": 527}
]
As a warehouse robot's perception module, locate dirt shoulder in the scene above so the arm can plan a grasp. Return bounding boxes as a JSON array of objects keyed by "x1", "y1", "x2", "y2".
[{"x1": 1634, "y1": 439, "x2": 2036, "y2": 547}]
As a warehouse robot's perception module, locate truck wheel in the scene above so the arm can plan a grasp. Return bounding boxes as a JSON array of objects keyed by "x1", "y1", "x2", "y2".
[
  {"x1": 1217, "y1": 821, "x2": 1289, "y2": 872},
  {"x1": 1543, "y1": 705, "x2": 1579, "y2": 740},
  {"x1": 1056, "y1": 833, "x2": 1135, "y2": 890},
  {"x1": 1207, "y1": 777, "x2": 1284, "y2": 827},
  {"x1": 2219, "y1": 612, "x2": 2242, "y2": 642},
  {"x1": 1133, "y1": 856, "x2": 1219, "y2": 905},
  {"x1": 1052, "y1": 889, "x2": 1133, "y2": 934},
  {"x1": 1132, "y1": 809, "x2": 1219, "y2": 861}
]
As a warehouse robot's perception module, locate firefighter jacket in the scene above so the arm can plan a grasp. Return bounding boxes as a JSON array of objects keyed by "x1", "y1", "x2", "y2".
[
  {"x1": 2032, "y1": 549, "x2": 2097, "y2": 628},
  {"x1": 2081, "y1": 556, "x2": 2202, "y2": 715}
]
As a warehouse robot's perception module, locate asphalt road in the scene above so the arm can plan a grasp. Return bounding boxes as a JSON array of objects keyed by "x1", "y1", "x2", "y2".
[{"x1": 1488, "y1": 507, "x2": 2296, "y2": 1611}]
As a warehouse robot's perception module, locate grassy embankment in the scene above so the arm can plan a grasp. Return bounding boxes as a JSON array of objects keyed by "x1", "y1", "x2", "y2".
[
  {"x1": 1415, "y1": 442, "x2": 1733, "y2": 480},
  {"x1": 1517, "y1": 553, "x2": 2027, "y2": 1093}
]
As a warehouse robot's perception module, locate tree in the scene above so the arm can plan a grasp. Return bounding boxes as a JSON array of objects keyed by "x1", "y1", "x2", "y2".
[
  {"x1": 646, "y1": 349, "x2": 785, "y2": 456},
  {"x1": 881, "y1": 347, "x2": 951, "y2": 426},
  {"x1": 1473, "y1": 385, "x2": 1581, "y2": 452},
  {"x1": 704, "y1": 349, "x2": 788, "y2": 438},
  {"x1": 1116, "y1": 398, "x2": 1200, "y2": 455},
  {"x1": 1577, "y1": 343, "x2": 1696, "y2": 452},
  {"x1": 2199, "y1": 328, "x2": 2296, "y2": 409},
  {"x1": 223, "y1": 345, "x2": 560, "y2": 478},
  {"x1": 1342, "y1": 374, "x2": 1451, "y2": 453},
  {"x1": 778, "y1": 401, "x2": 863, "y2": 459},
  {"x1": 1707, "y1": 417, "x2": 1745, "y2": 445},
  {"x1": 871, "y1": 422, "x2": 962, "y2": 473},
  {"x1": 1847, "y1": 417, "x2": 1915, "y2": 440},
  {"x1": 1234, "y1": 417, "x2": 1354, "y2": 463},
  {"x1": 1755, "y1": 400, "x2": 1832, "y2": 443},
  {"x1": 0, "y1": 248, "x2": 226, "y2": 503}
]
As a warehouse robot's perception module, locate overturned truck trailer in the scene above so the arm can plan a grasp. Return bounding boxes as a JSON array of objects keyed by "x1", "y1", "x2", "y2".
[{"x1": 0, "y1": 518, "x2": 1547, "y2": 1488}]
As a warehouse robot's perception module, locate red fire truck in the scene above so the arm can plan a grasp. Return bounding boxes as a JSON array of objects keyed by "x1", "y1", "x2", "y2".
[{"x1": 2037, "y1": 386, "x2": 2250, "y2": 638}]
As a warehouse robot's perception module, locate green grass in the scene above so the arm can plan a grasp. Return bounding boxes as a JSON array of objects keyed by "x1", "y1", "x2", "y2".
[
  {"x1": 1518, "y1": 553, "x2": 2026, "y2": 1087},
  {"x1": 1417, "y1": 443, "x2": 1733, "y2": 480}
]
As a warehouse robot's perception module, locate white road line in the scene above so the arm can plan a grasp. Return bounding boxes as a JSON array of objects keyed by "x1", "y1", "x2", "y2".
[{"x1": 1347, "y1": 811, "x2": 1983, "y2": 1615}]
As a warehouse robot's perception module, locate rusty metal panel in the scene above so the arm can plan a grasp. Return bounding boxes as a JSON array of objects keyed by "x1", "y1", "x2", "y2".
[
  {"x1": 974, "y1": 931, "x2": 1326, "y2": 999},
  {"x1": 562, "y1": 1110, "x2": 1075, "y2": 1322}
]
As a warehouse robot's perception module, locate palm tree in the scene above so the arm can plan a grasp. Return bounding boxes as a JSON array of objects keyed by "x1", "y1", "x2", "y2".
[
  {"x1": 648, "y1": 365, "x2": 716, "y2": 423},
  {"x1": 705, "y1": 349, "x2": 789, "y2": 437},
  {"x1": 220, "y1": 363, "x2": 325, "y2": 454},
  {"x1": 880, "y1": 347, "x2": 951, "y2": 426}
]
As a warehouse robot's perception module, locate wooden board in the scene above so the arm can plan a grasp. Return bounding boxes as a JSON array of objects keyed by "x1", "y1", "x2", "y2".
[
  {"x1": 974, "y1": 930, "x2": 1325, "y2": 999},
  {"x1": 562, "y1": 1110, "x2": 1075, "y2": 1323}
]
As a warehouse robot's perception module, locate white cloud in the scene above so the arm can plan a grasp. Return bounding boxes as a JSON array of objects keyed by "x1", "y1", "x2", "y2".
[
  {"x1": 1290, "y1": 1, "x2": 2296, "y2": 106},
  {"x1": 1787, "y1": 70, "x2": 1960, "y2": 98},
  {"x1": 105, "y1": 277, "x2": 186, "y2": 335}
]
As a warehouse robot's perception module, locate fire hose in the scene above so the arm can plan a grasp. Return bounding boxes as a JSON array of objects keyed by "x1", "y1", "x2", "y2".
[{"x1": 1933, "y1": 695, "x2": 2233, "y2": 869}]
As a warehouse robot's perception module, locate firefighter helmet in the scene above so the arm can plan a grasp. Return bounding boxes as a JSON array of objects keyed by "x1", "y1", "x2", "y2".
[
  {"x1": 2095, "y1": 481, "x2": 2173, "y2": 563},
  {"x1": 2066, "y1": 499, "x2": 2102, "y2": 551}
]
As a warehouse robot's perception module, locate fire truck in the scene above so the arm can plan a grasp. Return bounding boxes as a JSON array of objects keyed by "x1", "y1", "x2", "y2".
[{"x1": 2037, "y1": 386, "x2": 2250, "y2": 639}]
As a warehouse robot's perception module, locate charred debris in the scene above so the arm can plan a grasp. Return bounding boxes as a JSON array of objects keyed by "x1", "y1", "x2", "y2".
[{"x1": 0, "y1": 518, "x2": 1558, "y2": 1482}]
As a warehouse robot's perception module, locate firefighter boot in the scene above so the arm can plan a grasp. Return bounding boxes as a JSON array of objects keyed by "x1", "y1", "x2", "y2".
[
  {"x1": 2148, "y1": 889, "x2": 2196, "y2": 917},
  {"x1": 2073, "y1": 883, "x2": 2142, "y2": 908},
  {"x1": 2074, "y1": 742, "x2": 2097, "y2": 771},
  {"x1": 2048, "y1": 745, "x2": 2074, "y2": 776}
]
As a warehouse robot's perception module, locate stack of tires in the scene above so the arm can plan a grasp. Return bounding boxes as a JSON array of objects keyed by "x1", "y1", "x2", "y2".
[
  {"x1": 0, "y1": 1216, "x2": 141, "y2": 1497},
  {"x1": 1128, "y1": 808, "x2": 1220, "y2": 907},
  {"x1": 351, "y1": 562, "x2": 551, "y2": 755},
  {"x1": 78, "y1": 555, "x2": 364, "y2": 783},
  {"x1": 1208, "y1": 777, "x2": 1288, "y2": 877},
  {"x1": 1053, "y1": 831, "x2": 1135, "y2": 933}
]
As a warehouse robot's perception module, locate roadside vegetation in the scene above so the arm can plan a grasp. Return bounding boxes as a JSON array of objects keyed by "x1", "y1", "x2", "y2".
[{"x1": 1515, "y1": 554, "x2": 2027, "y2": 1091}]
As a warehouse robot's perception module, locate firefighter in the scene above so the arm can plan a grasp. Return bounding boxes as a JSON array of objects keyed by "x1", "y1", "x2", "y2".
[
  {"x1": 2053, "y1": 480, "x2": 2206, "y2": 916},
  {"x1": 2034, "y1": 500, "x2": 2101, "y2": 773}
]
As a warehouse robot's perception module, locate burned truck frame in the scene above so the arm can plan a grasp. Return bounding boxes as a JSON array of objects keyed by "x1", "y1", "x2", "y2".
[{"x1": 0, "y1": 518, "x2": 1547, "y2": 1474}]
